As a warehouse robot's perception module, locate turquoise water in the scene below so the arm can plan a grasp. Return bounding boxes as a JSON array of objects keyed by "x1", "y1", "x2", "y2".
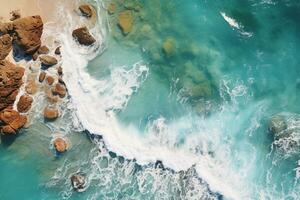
[{"x1": 1, "y1": 0, "x2": 300, "y2": 199}]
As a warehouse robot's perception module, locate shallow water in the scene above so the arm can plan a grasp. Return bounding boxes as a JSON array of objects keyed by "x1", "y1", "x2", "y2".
[{"x1": 1, "y1": 0, "x2": 300, "y2": 199}]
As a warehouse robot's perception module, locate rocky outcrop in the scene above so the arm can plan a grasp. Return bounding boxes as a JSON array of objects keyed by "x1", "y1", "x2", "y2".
[
  {"x1": 71, "y1": 173, "x2": 87, "y2": 191},
  {"x1": 79, "y1": 5, "x2": 94, "y2": 18},
  {"x1": 52, "y1": 83, "x2": 66, "y2": 98},
  {"x1": 118, "y1": 10, "x2": 133, "y2": 35},
  {"x1": 12, "y1": 16, "x2": 43, "y2": 54},
  {"x1": 72, "y1": 27, "x2": 95, "y2": 46},
  {"x1": 0, "y1": 109, "x2": 27, "y2": 134},
  {"x1": 43, "y1": 107, "x2": 59, "y2": 120},
  {"x1": 17, "y1": 94, "x2": 33, "y2": 113},
  {"x1": 54, "y1": 137, "x2": 68, "y2": 153},
  {"x1": 40, "y1": 55, "x2": 58, "y2": 67},
  {"x1": 0, "y1": 34, "x2": 12, "y2": 60},
  {"x1": 0, "y1": 60, "x2": 24, "y2": 111}
]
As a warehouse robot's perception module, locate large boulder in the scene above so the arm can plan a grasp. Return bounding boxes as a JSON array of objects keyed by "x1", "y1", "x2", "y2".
[
  {"x1": 0, "y1": 34, "x2": 12, "y2": 60},
  {"x1": 12, "y1": 15, "x2": 43, "y2": 54},
  {"x1": 0, "y1": 60, "x2": 24, "y2": 111},
  {"x1": 0, "y1": 109, "x2": 27, "y2": 134},
  {"x1": 72, "y1": 27, "x2": 96, "y2": 46},
  {"x1": 118, "y1": 10, "x2": 133, "y2": 35},
  {"x1": 17, "y1": 94, "x2": 33, "y2": 113}
]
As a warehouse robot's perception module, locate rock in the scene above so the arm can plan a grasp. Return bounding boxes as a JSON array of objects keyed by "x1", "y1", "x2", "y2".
[
  {"x1": 25, "y1": 80, "x2": 38, "y2": 94},
  {"x1": 268, "y1": 114, "x2": 288, "y2": 140},
  {"x1": 57, "y1": 66, "x2": 63, "y2": 75},
  {"x1": 71, "y1": 173, "x2": 86, "y2": 191},
  {"x1": 53, "y1": 137, "x2": 68, "y2": 153},
  {"x1": 46, "y1": 76, "x2": 54, "y2": 85},
  {"x1": 39, "y1": 71, "x2": 46, "y2": 82},
  {"x1": 0, "y1": 60, "x2": 24, "y2": 111},
  {"x1": 40, "y1": 55, "x2": 58, "y2": 67},
  {"x1": 17, "y1": 94, "x2": 33, "y2": 113},
  {"x1": 10, "y1": 10, "x2": 21, "y2": 21},
  {"x1": 46, "y1": 89, "x2": 59, "y2": 103},
  {"x1": 32, "y1": 52, "x2": 38, "y2": 60},
  {"x1": 162, "y1": 38, "x2": 175, "y2": 57},
  {"x1": 52, "y1": 83, "x2": 66, "y2": 98},
  {"x1": 0, "y1": 109, "x2": 27, "y2": 134},
  {"x1": 43, "y1": 107, "x2": 59, "y2": 120},
  {"x1": 118, "y1": 10, "x2": 133, "y2": 35},
  {"x1": 0, "y1": 22, "x2": 13, "y2": 35},
  {"x1": 72, "y1": 27, "x2": 96, "y2": 46},
  {"x1": 37, "y1": 45, "x2": 49, "y2": 54},
  {"x1": 107, "y1": 3, "x2": 116, "y2": 14},
  {"x1": 12, "y1": 15, "x2": 43, "y2": 54},
  {"x1": 0, "y1": 34, "x2": 12, "y2": 60},
  {"x1": 55, "y1": 46, "x2": 61, "y2": 55},
  {"x1": 79, "y1": 4, "x2": 94, "y2": 18}
]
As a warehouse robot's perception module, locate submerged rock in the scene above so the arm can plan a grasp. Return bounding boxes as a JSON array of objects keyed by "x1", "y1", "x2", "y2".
[
  {"x1": 40, "y1": 55, "x2": 58, "y2": 67},
  {"x1": 162, "y1": 38, "x2": 176, "y2": 57},
  {"x1": 0, "y1": 60, "x2": 24, "y2": 111},
  {"x1": 268, "y1": 114, "x2": 288, "y2": 140},
  {"x1": 107, "y1": 3, "x2": 116, "y2": 15},
  {"x1": 118, "y1": 10, "x2": 133, "y2": 35},
  {"x1": 17, "y1": 94, "x2": 33, "y2": 113},
  {"x1": 72, "y1": 27, "x2": 96, "y2": 46},
  {"x1": 53, "y1": 137, "x2": 68, "y2": 153},
  {"x1": 71, "y1": 173, "x2": 87, "y2": 191},
  {"x1": 0, "y1": 109, "x2": 27, "y2": 134},
  {"x1": 43, "y1": 107, "x2": 59, "y2": 120},
  {"x1": 0, "y1": 34, "x2": 12, "y2": 60}
]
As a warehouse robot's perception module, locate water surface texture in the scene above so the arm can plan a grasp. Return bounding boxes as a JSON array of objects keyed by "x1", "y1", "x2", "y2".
[{"x1": 1, "y1": 0, "x2": 300, "y2": 199}]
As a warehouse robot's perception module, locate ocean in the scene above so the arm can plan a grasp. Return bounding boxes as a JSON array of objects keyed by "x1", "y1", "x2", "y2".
[{"x1": 1, "y1": 0, "x2": 300, "y2": 199}]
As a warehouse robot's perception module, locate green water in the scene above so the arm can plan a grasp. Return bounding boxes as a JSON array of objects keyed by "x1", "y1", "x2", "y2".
[{"x1": 1, "y1": 0, "x2": 300, "y2": 199}]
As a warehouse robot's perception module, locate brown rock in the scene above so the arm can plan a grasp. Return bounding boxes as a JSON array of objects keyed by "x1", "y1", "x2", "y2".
[
  {"x1": 10, "y1": 10, "x2": 21, "y2": 21},
  {"x1": 25, "y1": 80, "x2": 38, "y2": 94},
  {"x1": 43, "y1": 107, "x2": 59, "y2": 120},
  {"x1": 46, "y1": 76, "x2": 54, "y2": 85},
  {"x1": 46, "y1": 89, "x2": 59, "y2": 103},
  {"x1": 32, "y1": 52, "x2": 38, "y2": 60},
  {"x1": 0, "y1": 109, "x2": 27, "y2": 134},
  {"x1": 52, "y1": 83, "x2": 66, "y2": 98},
  {"x1": 55, "y1": 46, "x2": 61, "y2": 55},
  {"x1": 0, "y1": 60, "x2": 24, "y2": 111},
  {"x1": 57, "y1": 66, "x2": 63, "y2": 76},
  {"x1": 0, "y1": 34, "x2": 12, "y2": 60},
  {"x1": 37, "y1": 45, "x2": 49, "y2": 54},
  {"x1": 72, "y1": 27, "x2": 96, "y2": 46},
  {"x1": 17, "y1": 94, "x2": 33, "y2": 113},
  {"x1": 40, "y1": 55, "x2": 58, "y2": 66},
  {"x1": 53, "y1": 138, "x2": 67, "y2": 153},
  {"x1": 118, "y1": 10, "x2": 133, "y2": 35},
  {"x1": 12, "y1": 15, "x2": 43, "y2": 54},
  {"x1": 0, "y1": 22, "x2": 13, "y2": 34},
  {"x1": 39, "y1": 71, "x2": 46, "y2": 82},
  {"x1": 79, "y1": 4, "x2": 94, "y2": 18}
]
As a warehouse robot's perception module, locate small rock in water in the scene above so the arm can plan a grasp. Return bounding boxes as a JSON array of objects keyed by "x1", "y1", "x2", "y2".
[
  {"x1": 0, "y1": 34, "x2": 12, "y2": 60},
  {"x1": 57, "y1": 66, "x2": 63, "y2": 75},
  {"x1": 162, "y1": 38, "x2": 176, "y2": 57},
  {"x1": 43, "y1": 107, "x2": 59, "y2": 120},
  {"x1": 79, "y1": 4, "x2": 94, "y2": 18},
  {"x1": 39, "y1": 71, "x2": 46, "y2": 82},
  {"x1": 72, "y1": 27, "x2": 96, "y2": 46},
  {"x1": 55, "y1": 46, "x2": 61, "y2": 55},
  {"x1": 37, "y1": 45, "x2": 49, "y2": 54},
  {"x1": 25, "y1": 80, "x2": 38, "y2": 95},
  {"x1": 40, "y1": 55, "x2": 58, "y2": 67},
  {"x1": 53, "y1": 138, "x2": 68, "y2": 153},
  {"x1": 52, "y1": 83, "x2": 67, "y2": 98},
  {"x1": 46, "y1": 76, "x2": 55, "y2": 85},
  {"x1": 0, "y1": 109, "x2": 27, "y2": 134},
  {"x1": 17, "y1": 94, "x2": 33, "y2": 113},
  {"x1": 118, "y1": 10, "x2": 133, "y2": 35},
  {"x1": 107, "y1": 3, "x2": 116, "y2": 15},
  {"x1": 71, "y1": 173, "x2": 87, "y2": 191}
]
